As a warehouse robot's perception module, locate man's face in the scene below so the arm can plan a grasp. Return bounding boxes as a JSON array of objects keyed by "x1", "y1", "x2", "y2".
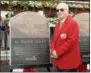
[{"x1": 56, "y1": 8, "x2": 68, "y2": 19}]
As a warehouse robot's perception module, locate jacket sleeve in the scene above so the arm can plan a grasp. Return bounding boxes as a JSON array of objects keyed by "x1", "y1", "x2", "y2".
[
  {"x1": 56, "y1": 21, "x2": 79, "y2": 57},
  {"x1": 51, "y1": 39, "x2": 55, "y2": 52},
  {"x1": 50, "y1": 24, "x2": 58, "y2": 52}
]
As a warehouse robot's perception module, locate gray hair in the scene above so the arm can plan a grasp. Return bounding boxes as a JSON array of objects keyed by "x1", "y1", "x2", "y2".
[{"x1": 56, "y1": 3, "x2": 69, "y2": 10}]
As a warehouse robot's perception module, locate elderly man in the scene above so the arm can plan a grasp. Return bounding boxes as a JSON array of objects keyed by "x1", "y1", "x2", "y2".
[{"x1": 50, "y1": 3, "x2": 82, "y2": 72}]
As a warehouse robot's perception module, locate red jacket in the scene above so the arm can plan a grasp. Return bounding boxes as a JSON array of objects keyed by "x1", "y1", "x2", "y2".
[{"x1": 51, "y1": 16, "x2": 82, "y2": 69}]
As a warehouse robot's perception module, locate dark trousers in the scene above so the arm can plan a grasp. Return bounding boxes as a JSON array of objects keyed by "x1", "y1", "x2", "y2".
[{"x1": 54, "y1": 67, "x2": 77, "y2": 72}]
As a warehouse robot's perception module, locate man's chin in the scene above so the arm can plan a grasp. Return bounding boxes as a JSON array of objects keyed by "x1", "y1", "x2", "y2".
[{"x1": 59, "y1": 17, "x2": 63, "y2": 20}]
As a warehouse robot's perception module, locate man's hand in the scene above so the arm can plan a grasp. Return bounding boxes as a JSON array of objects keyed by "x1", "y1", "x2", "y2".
[{"x1": 51, "y1": 50, "x2": 58, "y2": 58}]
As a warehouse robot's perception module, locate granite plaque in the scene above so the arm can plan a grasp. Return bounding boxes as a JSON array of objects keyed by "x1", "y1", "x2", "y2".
[
  {"x1": 10, "y1": 11, "x2": 50, "y2": 68},
  {"x1": 73, "y1": 13, "x2": 89, "y2": 52}
]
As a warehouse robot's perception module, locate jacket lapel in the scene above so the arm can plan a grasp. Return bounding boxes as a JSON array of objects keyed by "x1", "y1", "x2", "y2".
[{"x1": 54, "y1": 16, "x2": 70, "y2": 43}]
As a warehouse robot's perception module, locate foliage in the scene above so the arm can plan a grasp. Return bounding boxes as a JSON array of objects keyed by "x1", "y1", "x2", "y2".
[
  {"x1": 48, "y1": 17, "x2": 60, "y2": 24},
  {"x1": 1, "y1": 0, "x2": 89, "y2": 11}
]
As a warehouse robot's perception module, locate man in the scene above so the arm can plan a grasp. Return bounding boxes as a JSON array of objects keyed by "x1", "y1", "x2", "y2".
[
  {"x1": 0, "y1": 16, "x2": 4, "y2": 49},
  {"x1": 50, "y1": 3, "x2": 82, "y2": 72}
]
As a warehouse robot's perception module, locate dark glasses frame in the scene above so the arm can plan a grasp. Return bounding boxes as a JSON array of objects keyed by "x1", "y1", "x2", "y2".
[{"x1": 56, "y1": 8, "x2": 64, "y2": 12}]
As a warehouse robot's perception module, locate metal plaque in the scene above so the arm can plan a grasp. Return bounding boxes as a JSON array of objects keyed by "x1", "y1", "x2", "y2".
[{"x1": 10, "y1": 11, "x2": 50, "y2": 68}]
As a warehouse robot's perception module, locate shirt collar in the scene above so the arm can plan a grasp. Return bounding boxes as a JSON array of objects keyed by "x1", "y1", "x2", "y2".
[{"x1": 60, "y1": 15, "x2": 68, "y2": 24}]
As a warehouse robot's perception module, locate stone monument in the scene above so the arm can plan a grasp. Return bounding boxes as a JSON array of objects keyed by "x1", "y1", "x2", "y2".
[{"x1": 10, "y1": 11, "x2": 50, "y2": 68}]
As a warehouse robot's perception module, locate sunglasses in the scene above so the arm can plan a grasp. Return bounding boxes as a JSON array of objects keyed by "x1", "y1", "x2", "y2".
[{"x1": 56, "y1": 9, "x2": 64, "y2": 12}]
